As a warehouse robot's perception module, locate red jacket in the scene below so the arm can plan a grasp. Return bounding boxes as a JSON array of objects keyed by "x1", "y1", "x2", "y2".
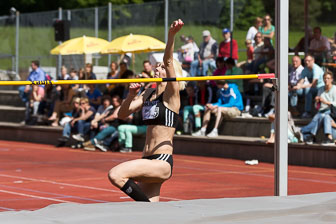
[{"x1": 218, "y1": 39, "x2": 238, "y2": 60}]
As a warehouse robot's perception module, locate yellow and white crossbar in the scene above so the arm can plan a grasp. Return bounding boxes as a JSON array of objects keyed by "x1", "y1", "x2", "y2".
[{"x1": 0, "y1": 73, "x2": 275, "y2": 86}]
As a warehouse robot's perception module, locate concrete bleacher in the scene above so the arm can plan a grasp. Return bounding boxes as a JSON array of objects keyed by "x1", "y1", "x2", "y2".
[{"x1": 0, "y1": 89, "x2": 335, "y2": 169}]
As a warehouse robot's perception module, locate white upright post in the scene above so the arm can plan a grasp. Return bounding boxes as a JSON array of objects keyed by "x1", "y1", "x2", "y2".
[
  {"x1": 274, "y1": 0, "x2": 288, "y2": 196},
  {"x1": 229, "y1": 0, "x2": 234, "y2": 57}
]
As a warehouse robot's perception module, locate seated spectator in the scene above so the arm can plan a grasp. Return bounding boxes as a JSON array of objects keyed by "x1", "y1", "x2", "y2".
[
  {"x1": 225, "y1": 57, "x2": 244, "y2": 93},
  {"x1": 292, "y1": 27, "x2": 313, "y2": 55},
  {"x1": 251, "y1": 37, "x2": 274, "y2": 74},
  {"x1": 89, "y1": 95, "x2": 114, "y2": 136},
  {"x1": 266, "y1": 112, "x2": 301, "y2": 144},
  {"x1": 117, "y1": 111, "x2": 147, "y2": 153},
  {"x1": 69, "y1": 69, "x2": 78, "y2": 80},
  {"x1": 259, "y1": 14, "x2": 275, "y2": 44},
  {"x1": 297, "y1": 55, "x2": 325, "y2": 118},
  {"x1": 56, "y1": 97, "x2": 82, "y2": 147},
  {"x1": 38, "y1": 83, "x2": 59, "y2": 118},
  {"x1": 192, "y1": 80, "x2": 243, "y2": 137},
  {"x1": 237, "y1": 39, "x2": 254, "y2": 73},
  {"x1": 110, "y1": 70, "x2": 134, "y2": 99},
  {"x1": 190, "y1": 30, "x2": 218, "y2": 76},
  {"x1": 84, "y1": 63, "x2": 97, "y2": 79},
  {"x1": 309, "y1": 27, "x2": 331, "y2": 66},
  {"x1": 300, "y1": 71, "x2": 336, "y2": 145},
  {"x1": 48, "y1": 84, "x2": 75, "y2": 126},
  {"x1": 30, "y1": 85, "x2": 44, "y2": 117},
  {"x1": 86, "y1": 84, "x2": 102, "y2": 110},
  {"x1": 18, "y1": 60, "x2": 46, "y2": 124},
  {"x1": 178, "y1": 36, "x2": 197, "y2": 63},
  {"x1": 72, "y1": 97, "x2": 97, "y2": 143},
  {"x1": 218, "y1": 28, "x2": 238, "y2": 62},
  {"x1": 183, "y1": 81, "x2": 213, "y2": 134},
  {"x1": 246, "y1": 17, "x2": 263, "y2": 44},
  {"x1": 83, "y1": 95, "x2": 123, "y2": 152},
  {"x1": 139, "y1": 60, "x2": 154, "y2": 78},
  {"x1": 103, "y1": 61, "x2": 119, "y2": 95},
  {"x1": 58, "y1": 66, "x2": 70, "y2": 80},
  {"x1": 288, "y1": 55, "x2": 304, "y2": 116},
  {"x1": 213, "y1": 57, "x2": 227, "y2": 76}
]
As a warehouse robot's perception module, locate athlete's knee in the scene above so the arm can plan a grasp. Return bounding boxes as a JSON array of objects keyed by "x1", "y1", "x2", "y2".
[{"x1": 108, "y1": 167, "x2": 127, "y2": 188}]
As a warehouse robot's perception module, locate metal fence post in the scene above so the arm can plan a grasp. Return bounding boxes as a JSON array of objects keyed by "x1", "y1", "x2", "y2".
[
  {"x1": 15, "y1": 11, "x2": 19, "y2": 75},
  {"x1": 108, "y1": 3, "x2": 112, "y2": 68},
  {"x1": 58, "y1": 7, "x2": 62, "y2": 79},
  {"x1": 95, "y1": 7, "x2": 99, "y2": 66},
  {"x1": 230, "y1": 0, "x2": 234, "y2": 57},
  {"x1": 164, "y1": 0, "x2": 168, "y2": 43}
]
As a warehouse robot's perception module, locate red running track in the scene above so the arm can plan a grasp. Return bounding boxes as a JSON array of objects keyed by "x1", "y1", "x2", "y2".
[{"x1": 0, "y1": 140, "x2": 335, "y2": 211}]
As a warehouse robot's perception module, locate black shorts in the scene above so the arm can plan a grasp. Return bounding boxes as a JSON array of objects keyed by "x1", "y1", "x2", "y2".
[{"x1": 142, "y1": 154, "x2": 173, "y2": 175}]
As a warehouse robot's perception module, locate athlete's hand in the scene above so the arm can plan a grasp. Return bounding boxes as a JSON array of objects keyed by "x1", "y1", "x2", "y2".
[
  {"x1": 169, "y1": 19, "x2": 184, "y2": 35},
  {"x1": 129, "y1": 83, "x2": 141, "y2": 97}
]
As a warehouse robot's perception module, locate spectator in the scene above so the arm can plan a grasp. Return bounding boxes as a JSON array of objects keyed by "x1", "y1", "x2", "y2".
[
  {"x1": 105, "y1": 61, "x2": 119, "y2": 95},
  {"x1": 178, "y1": 36, "x2": 197, "y2": 63},
  {"x1": 246, "y1": 17, "x2": 263, "y2": 44},
  {"x1": 69, "y1": 69, "x2": 78, "y2": 80},
  {"x1": 213, "y1": 57, "x2": 227, "y2": 76},
  {"x1": 298, "y1": 54, "x2": 325, "y2": 118},
  {"x1": 118, "y1": 111, "x2": 147, "y2": 153},
  {"x1": 309, "y1": 27, "x2": 331, "y2": 65},
  {"x1": 190, "y1": 30, "x2": 218, "y2": 77},
  {"x1": 110, "y1": 70, "x2": 134, "y2": 99},
  {"x1": 266, "y1": 112, "x2": 301, "y2": 144},
  {"x1": 72, "y1": 97, "x2": 97, "y2": 143},
  {"x1": 251, "y1": 37, "x2": 274, "y2": 74},
  {"x1": 89, "y1": 95, "x2": 114, "y2": 135},
  {"x1": 183, "y1": 81, "x2": 213, "y2": 134},
  {"x1": 292, "y1": 27, "x2": 314, "y2": 55},
  {"x1": 83, "y1": 95, "x2": 123, "y2": 152},
  {"x1": 37, "y1": 82, "x2": 59, "y2": 118},
  {"x1": 56, "y1": 97, "x2": 82, "y2": 147},
  {"x1": 30, "y1": 85, "x2": 44, "y2": 116},
  {"x1": 86, "y1": 84, "x2": 102, "y2": 110},
  {"x1": 58, "y1": 66, "x2": 70, "y2": 80},
  {"x1": 259, "y1": 14, "x2": 275, "y2": 44},
  {"x1": 48, "y1": 84, "x2": 75, "y2": 127},
  {"x1": 218, "y1": 28, "x2": 238, "y2": 62},
  {"x1": 237, "y1": 39, "x2": 254, "y2": 73},
  {"x1": 107, "y1": 61, "x2": 118, "y2": 79},
  {"x1": 192, "y1": 80, "x2": 243, "y2": 137},
  {"x1": 300, "y1": 71, "x2": 336, "y2": 145},
  {"x1": 225, "y1": 57, "x2": 244, "y2": 93},
  {"x1": 85, "y1": 63, "x2": 97, "y2": 79},
  {"x1": 138, "y1": 60, "x2": 156, "y2": 89},
  {"x1": 288, "y1": 55, "x2": 305, "y2": 115}
]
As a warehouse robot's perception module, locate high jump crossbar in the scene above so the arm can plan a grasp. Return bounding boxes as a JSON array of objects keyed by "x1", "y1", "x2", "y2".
[{"x1": 0, "y1": 73, "x2": 275, "y2": 86}]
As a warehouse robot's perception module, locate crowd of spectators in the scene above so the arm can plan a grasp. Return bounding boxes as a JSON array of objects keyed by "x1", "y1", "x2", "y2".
[{"x1": 18, "y1": 14, "x2": 336, "y2": 149}]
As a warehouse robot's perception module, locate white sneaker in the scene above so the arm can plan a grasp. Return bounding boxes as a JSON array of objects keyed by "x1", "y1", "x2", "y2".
[
  {"x1": 72, "y1": 134, "x2": 84, "y2": 142},
  {"x1": 192, "y1": 129, "x2": 205, "y2": 137},
  {"x1": 120, "y1": 147, "x2": 132, "y2": 153},
  {"x1": 207, "y1": 129, "x2": 218, "y2": 137}
]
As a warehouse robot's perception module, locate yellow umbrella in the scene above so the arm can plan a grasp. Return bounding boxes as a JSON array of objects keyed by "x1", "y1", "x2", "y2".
[
  {"x1": 50, "y1": 36, "x2": 109, "y2": 55},
  {"x1": 100, "y1": 34, "x2": 166, "y2": 54}
]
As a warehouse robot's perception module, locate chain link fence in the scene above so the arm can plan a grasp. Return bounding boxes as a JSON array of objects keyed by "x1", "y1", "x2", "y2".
[{"x1": 0, "y1": 0, "x2": 334, "y2": 80}]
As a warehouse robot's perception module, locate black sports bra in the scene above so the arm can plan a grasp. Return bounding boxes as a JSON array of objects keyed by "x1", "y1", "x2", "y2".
[{"x1": 142, "y1": 89, "x2": 178, "y2": 128}]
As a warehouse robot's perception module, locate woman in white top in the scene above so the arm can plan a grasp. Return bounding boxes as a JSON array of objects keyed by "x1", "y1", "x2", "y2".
[{"x1": 246, "y1": 17, "x2": 263, "y2": 44}]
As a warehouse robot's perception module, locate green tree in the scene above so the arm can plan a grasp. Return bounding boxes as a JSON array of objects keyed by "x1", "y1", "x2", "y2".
[{"x1": 235, "y1": 0, "x2": 265, "y2": 30}]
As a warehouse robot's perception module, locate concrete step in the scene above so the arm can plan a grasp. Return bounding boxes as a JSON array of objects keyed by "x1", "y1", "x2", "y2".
[
  {"x1": 0, "y1": 90, "x2": 24, "y2": 107},
  {"x1": 0, "y1": 105, "x2": 25, "y2": 123},
  {"x1": 0, "y1": 122, "x2": 335, "y2": 169}
]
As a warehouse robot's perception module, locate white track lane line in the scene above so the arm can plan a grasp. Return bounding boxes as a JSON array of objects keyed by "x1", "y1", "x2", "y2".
[
  {"x1": 0, "y1": 174, "x2": 182, "y2": 201},
  {"x1": 0, "y1": 189, "x2": 72, "y2": 203}
]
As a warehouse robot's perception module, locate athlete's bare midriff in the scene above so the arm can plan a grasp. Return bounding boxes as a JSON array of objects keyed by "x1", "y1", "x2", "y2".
[{"x1": 142, "y1": 125, "x2": 175, "y2": 157}]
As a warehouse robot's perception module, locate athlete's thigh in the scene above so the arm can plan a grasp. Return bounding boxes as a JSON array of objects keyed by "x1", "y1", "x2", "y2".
[{"x1": 112, "y1": 158, "x2": 171, "y2": 182}]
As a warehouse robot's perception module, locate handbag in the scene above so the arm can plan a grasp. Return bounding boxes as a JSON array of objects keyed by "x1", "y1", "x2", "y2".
[{"x1": 329, "y1": 104, "x2": 336, "y2": 122}]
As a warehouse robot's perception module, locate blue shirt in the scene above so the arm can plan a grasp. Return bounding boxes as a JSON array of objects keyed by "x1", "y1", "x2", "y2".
[
  {"x1": 212, "y1": 83, "x2": 244, "y2": 111},
  {"x1": 27, "y1": 67, "x2": 46, "y2": 87},
  {"x1": 300, "y1": 64, "x2": 324, "y2": 88}
]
